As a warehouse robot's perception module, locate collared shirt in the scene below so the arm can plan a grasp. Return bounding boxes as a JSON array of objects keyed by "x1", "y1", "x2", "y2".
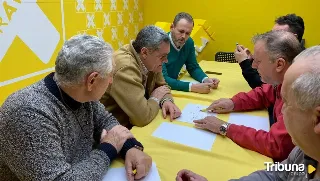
[{"x1": 130, "y1": 40, "x2": 149, "y2": 88}]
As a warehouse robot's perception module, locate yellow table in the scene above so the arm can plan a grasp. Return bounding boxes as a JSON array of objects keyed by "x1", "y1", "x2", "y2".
[
  {"x1": 173, "y1": 61, "x2": 252, "y2": 101},
  {"x1": 110, "y1": 61, "x2": 272, "y2": 181}
]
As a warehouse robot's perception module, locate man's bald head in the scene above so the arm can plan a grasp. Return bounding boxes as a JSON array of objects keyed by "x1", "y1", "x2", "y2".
[
  {"x1": 286, "y1": 46, "x2": 320, "y2": 110},
  {"x1": 281, "y1": 45, "x2": 320, "y2": 162}
]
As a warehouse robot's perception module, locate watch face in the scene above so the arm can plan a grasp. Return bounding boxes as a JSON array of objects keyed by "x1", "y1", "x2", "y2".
[{"x1": 219, "y1": 125, "x2": 227, "y2": 135}]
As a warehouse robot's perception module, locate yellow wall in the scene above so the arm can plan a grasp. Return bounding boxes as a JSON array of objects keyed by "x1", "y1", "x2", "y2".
[
  {"x1": 144, "y1": 0, "x2": 319, "y2": 61},
  {"x1": 0, "y1": 0, "x2": 144, "y2": 105}
]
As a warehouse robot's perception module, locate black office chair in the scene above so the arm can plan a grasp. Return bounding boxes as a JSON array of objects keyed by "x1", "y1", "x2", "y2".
[{"x1": 214, "y1": 52, "x2": 237, "y2": 63}]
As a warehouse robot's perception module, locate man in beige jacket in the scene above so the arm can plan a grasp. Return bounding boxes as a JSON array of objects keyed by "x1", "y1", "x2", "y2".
[{"x1": 101, "y1": 25, "x2": 181, "y2": 128}]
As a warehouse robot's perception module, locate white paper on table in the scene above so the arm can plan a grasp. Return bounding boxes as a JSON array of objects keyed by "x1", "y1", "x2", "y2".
[
  {"x1": 177, "y1": 103, "x2": 217, "y2": 124},
  {"x1": 102, "y1": 162, "x2": 161, "y2": 181},
  {"x1": 152, "y1": 122, "x2": 216, "y2": 151},
  {"x1": 228, "y1": 113, "x2": 270, "y2": 132}
]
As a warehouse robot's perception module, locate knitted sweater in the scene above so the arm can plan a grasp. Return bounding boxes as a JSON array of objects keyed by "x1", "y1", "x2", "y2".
[{"x1": 0, "y1": 73, "x2": 142, "y2": 181}]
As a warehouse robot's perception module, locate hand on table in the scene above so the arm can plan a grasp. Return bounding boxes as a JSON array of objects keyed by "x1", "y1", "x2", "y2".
[
  {"x1": 125, "y1": 148, "x2": 152, "y2": 181},
  {"x1": 206, "y1": 98, "x2": 234, "y2": 113},
  {"x1": 176, "y1": 169, "x2": 208, "y2": 181},
  {"x1": 193, "y1": 116, "x2": 226, "y2": 134},
  {"x1": 203, "y1": 78, "x2": 220, "y2": 89},
  {"x1": 191, "y1": 83, "x2": 212, "y2": 94},
  {"x1": 162, "y1": 101, "x2": 181, "y2": 121}
]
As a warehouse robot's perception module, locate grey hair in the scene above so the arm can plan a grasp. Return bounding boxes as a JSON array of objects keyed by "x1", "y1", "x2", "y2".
[
  {"x1": 252, "y1": 30, "x2": 303, "y2": 64},
  {"x1": 173, "y1": 12, "x2": 194, "y2": 26},
  {"x1": 55, "y1": 35, "x2": 113, "y2": 86},
  {"x1": 132, "y1": 25, "x2": 170, "y2": 53},
  {"x1": 291, "y1": 46, "x2": 320, "y2": 110}
]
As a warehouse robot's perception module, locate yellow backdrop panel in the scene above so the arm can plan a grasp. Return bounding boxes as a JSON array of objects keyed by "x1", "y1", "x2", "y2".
[{"x1": 0, "y1": 0, "x2": 144, "y2": 105}]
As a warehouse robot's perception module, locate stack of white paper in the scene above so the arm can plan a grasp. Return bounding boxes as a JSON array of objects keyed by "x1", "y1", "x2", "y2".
[
  {"x1": 152, "y1": 122, "x2": 216, "y2": 151},
  {"x1": 102, "y1": 162, "x2": 161, "y2": 181}
]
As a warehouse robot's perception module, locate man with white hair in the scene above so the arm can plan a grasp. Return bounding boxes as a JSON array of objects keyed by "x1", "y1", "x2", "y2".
[
  {"x1": 0, "y1": 35, "x2": 152, "y2": 181},
  {"x1": 176, "y1": 45, "x2": 320, "y2": 181}
]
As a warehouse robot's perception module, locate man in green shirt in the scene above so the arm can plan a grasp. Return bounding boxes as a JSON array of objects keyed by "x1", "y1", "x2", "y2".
[{"x1": 162, "y1": 12, "x2": 220, "y2": 93}]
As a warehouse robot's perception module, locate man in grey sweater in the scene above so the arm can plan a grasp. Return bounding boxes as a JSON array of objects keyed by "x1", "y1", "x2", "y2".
[
  {"x1": 176, "y1": 46, "x2": 320, "y2": 181},
  {"x1": 0, "y1": 35, "x2": 152, "y2": 181}
]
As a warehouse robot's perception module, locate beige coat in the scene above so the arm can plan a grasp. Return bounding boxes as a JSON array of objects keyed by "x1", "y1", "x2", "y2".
[{"x1": 100, "y1": 42, "x2": 172, "y2": 128}]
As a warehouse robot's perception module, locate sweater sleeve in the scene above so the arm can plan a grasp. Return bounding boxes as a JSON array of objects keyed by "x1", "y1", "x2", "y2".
[
  {"x1": 162, "y1": 61, "x2": 190, "y2": 92},
  {"x1": 0, "y1": 107, "x2": 116, "y2": 181},
  {"x1": 92, "y1": 102, "x2": 144, "y2": 159},
  {"x1": 185, "y1": 39, "x2": 207, "y2": 82},
  {"x1": 239, "y1": 59, "x2": 264, "y2": 89},
  {"x1": 92, "y1": 101, "x2": 119, "y2": 142},
  {"x1": 229, "y1": 170, "x2": 276, "y2": 181},
  {"x1": 229, "y1": 147, "x2": 300, "y2": 181}
]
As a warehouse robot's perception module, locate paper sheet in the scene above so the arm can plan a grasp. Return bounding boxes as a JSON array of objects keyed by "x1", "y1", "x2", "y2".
[
  {"x1": 152, "y1": 122, "x2": 216, "y2": 151},
  {"x1": 228, "y1": 113, "x2": 270, "y2": 132},
  {"x1": 102, "y1": 162, "x2": 161, "y2": 181},
  {"x1": 177, "y1": 103, "x2": 217, "y2": 124}
]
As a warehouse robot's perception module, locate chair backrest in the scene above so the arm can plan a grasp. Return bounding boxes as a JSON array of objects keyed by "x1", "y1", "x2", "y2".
[{"x1": 215, "y1": 52, "x2": 237, "y2": 63}]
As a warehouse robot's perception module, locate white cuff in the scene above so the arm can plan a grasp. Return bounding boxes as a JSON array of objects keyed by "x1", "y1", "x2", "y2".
[
  {"x1": 189, "y1": 83, "x2": 193, "y2": 92},
  {"x1": 149, "y1": 97, "x2": 160, "y2": 105},
  {"x1": 201, "y1": 77, "x2": 209, "y2": 83}
]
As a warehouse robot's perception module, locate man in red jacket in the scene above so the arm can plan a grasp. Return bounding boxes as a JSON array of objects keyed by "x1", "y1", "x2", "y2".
[{"x1": 194, "y1": 30, "x2": 303, "y2": 161}]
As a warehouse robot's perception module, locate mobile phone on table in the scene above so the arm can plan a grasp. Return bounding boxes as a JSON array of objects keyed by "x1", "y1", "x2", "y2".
[{"x1": 205, "y1": 71, "x2": 222, "y2": 75}]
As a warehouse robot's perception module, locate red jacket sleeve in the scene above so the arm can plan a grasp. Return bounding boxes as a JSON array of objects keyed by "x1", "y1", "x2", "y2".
[
  {"x1": 226, "y1": 114, "x2": 294, "y2": 161},
  {"x1": 231, "y1": 84, "x2": 276, "y2": 111}
]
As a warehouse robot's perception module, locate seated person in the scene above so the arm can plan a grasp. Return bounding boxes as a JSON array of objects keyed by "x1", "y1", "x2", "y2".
[
  {"x1": 177, "y1": 45, "x2": 320, "y2": 181},
  {"x1": 235, "y1": 13, "x2": 305, "y2": 89},
  {"x1": 194, "y1": 30, "x2": 303, "y2": 161},
  {"x1": 235, "y1": 14, "x2": 305, "y2": 126},
  {"x1": 0, "y1": 35, "x2": 152, "y2": 181},
  {"x1": 100, "y1": 25, "x2": 181, "y2": 128},
  {"x1": 162, "y1": 12, "x2": 220, "y2": 94}
]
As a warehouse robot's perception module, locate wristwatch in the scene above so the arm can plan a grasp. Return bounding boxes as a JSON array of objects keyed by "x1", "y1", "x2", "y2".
[
  {"x1": 219, "y1": 123, "x2": 231, "y2": 136},
  {"x1": 134, "y1": 141, "x2": 144, "y2": 152}
]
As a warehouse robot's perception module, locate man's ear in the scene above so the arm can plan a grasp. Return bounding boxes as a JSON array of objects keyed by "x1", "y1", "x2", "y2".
[
  {"x1": 170, "y1": 23, "x2": 174, "y2": 30},
  {"x1": 293, "y1": 33, "x2": 298, "y2": 39},
  {"x1": 314, "y1": 106, "x2": 320, "y2": 134},
  {"x1": 86, "y1": 72, "x2": 98, "y2": 91},
  {"x1": 275, "y1": 58, "x2": 286, "y2": 73},
  {"x1": 140, "y1": 47, "x2": 148, "y2": 59}
]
